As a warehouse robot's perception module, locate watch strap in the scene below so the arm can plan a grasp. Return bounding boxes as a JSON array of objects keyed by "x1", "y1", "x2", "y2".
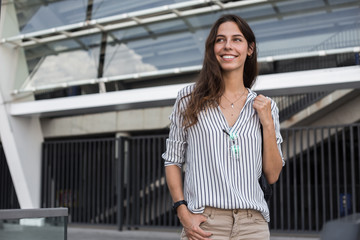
[{"x1": 172, "y1": 200, "x2": 188, "y2": 212}]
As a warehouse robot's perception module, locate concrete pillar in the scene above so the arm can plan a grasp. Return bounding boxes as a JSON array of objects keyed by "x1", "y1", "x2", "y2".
[{"x1": 0, "y1": 1, "x2": 43, "y2": 208}]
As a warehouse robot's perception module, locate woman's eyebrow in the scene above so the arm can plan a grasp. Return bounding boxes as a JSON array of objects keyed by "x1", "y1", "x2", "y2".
[{"x1": 216, "y1": 34, "x2": 244, "y2": 38}]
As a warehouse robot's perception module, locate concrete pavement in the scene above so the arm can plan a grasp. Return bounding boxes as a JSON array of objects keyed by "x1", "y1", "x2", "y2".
[
  {"x1": 68, "y1": 226, "x2": 320, "y2": 240},
  {"x1": 68, "y1": 226, "x2": 179, "y2": 240}
]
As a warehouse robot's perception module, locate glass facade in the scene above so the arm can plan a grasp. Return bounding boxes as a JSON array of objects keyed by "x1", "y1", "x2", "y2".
[
  {"x1": 4, "y1": 0, "x2": 360, "y2": 91},
  {"x1": 15, "y1": 0, "x2": 88, "y2": 34},
  {"x1": 24, "y1": 34, "x2": 101, "y2": 87},
  {"x1": 90, "y1": 0, "x2": 191, "y2": 20},
  {"x1": 14, "y1": 0, "x2": 190, "y2": 34}
]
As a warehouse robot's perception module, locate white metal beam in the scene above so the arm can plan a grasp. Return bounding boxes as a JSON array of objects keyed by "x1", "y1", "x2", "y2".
[
  {"x1": 10, "y1": 66, "x2": 360, "y2": 118},
  {"x1": 252, "y1": 65, "x2": 360, "y2": 95},
  {"x1": 12, "y1": 46, "x2": 360, "y2": 95},
  {"x1": 0, "y1": 1, "x2": 43, "y2": 209}
]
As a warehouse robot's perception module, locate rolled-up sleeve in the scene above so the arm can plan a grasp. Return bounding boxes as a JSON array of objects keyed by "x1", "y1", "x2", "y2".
[
  {"x1": 271, "y1": 100, "x2": 285, "y2": 166},
  {"x1": 162, "y1": 89, "x2": 189, "y2": 168}
]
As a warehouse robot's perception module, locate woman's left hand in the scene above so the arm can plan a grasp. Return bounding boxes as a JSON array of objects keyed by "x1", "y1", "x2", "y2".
[{"x1": 253, "y1": 95, "x2": 273, "y2": 127}]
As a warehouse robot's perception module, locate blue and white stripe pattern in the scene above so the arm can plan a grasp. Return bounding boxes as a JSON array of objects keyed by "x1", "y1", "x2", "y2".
[{"x1": 162, "y1": 84, "x2": 284, "y2": 222}]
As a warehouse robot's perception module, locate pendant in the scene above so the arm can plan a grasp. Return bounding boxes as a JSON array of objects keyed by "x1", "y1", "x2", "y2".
[{"x1": 231, "y1": 103, "x2": 234, "y2": 108}]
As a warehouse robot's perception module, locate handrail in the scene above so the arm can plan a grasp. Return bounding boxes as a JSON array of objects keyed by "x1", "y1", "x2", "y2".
[{"x1": 0, "y1": 208, "x2": 68, "y2": 220}]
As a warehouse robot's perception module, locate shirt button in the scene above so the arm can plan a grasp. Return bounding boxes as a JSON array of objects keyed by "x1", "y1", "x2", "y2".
[{"x1": 234, "y1": 209, "x2": 238, "y2": 214}]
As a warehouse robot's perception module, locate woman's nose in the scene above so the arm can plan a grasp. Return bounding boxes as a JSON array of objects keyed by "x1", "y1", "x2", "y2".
[{"x1": 224, "y1": 40, "x2": 232, "y2": 49}]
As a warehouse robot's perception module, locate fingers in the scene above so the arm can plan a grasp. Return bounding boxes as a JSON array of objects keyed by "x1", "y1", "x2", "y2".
[
  {"x1": 254, "y1": 95, "x2": 271, "y2": 110},
  {"x1": 254, "y1": 95, "x2": 270, "y2": 107},
  {"x1": 197, "y1": 227, "x2": 212, "y2": 238},
  {"x1": 186, "y1": 225, "x2": 212, "y2": 240},
  {"x1": 254, "y1": 94, "x2": 269, "y2": 102},
  {"x1": 184, "y1": 214, "x2": 212, "y2": 240}
]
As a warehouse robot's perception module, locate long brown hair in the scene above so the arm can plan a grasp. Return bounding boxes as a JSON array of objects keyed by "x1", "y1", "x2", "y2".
[{"x1": 182, "y1": 14, "x2": 258, "y2": 128}]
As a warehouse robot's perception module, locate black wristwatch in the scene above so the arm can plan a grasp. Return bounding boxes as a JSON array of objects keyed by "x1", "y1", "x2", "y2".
[{"x1": 172, "y1": 200, "x2": 188, "y2": 213}]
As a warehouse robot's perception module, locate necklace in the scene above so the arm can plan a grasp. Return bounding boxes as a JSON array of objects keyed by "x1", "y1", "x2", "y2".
[{"x1": 222, "y1": 89, "x2": 247, "y2": 109}]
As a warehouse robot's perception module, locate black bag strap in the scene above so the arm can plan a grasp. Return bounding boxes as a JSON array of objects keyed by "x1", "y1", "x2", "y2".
[{"x1": 259, "y1": 125, "x2": 273, "y2": 201}]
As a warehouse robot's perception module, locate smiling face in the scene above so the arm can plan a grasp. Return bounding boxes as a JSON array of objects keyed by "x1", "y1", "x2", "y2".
[{"x1": 214, "y1": 21, "x2": 254, "y2": 74}]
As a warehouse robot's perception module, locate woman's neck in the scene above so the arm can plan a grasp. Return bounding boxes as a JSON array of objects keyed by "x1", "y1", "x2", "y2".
[{"x1": 222, "y1": 71, "x2": 246, "y2": 95}]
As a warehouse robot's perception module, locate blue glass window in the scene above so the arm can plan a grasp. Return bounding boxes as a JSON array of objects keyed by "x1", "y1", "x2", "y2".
[
  {"x1": 24, "y1": 34, "x2": 101, "y2": 88},
  {"x1": 15, "y1": 0, "x2": 88, "y2": 34},
  {"x1": 91, "y1": 0, "x2": 191, "y2": 20}
]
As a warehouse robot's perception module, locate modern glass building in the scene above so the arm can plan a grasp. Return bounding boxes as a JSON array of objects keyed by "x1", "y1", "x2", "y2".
[{"x1": 1, "y1": 0, "x2": 360, "y2": 235}]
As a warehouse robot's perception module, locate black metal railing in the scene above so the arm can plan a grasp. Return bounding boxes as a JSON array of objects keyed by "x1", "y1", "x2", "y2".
[
  {"x1": 42, "y1": 138, "x2": 118, "y2": 224},
  {"x1": 118, "y1": 135, "x2": 179, "y2": 229},
  {"x1": 270, "y1": 124, "x2": 360, "y2": 232},
  {"x1": 0, "y1": 144, "x2": 20, "y2": 209},
  {"x1": 40, "y1": 123, "x2": 360, "y2": 233},
  {"x1": 259, "y1": 53, "x2": 359, "y2": 75}
]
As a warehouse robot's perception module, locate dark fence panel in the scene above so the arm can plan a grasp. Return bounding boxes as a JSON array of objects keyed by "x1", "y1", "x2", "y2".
[
  {"x1": 42, "y1": 138, "x2": 117, "y2": 224},
  {"x1": 40, "y1": 123, "x2": 360, "y2": 232},
  {"x1": 119, "y1": 135, "x2": 179, "y2": 229},
  {"x1": 0, "y1": 144, "x2": 20, "y2": 209},
  {"x1": 270, "y1": 124, "x2": 360, "y2": 232}
]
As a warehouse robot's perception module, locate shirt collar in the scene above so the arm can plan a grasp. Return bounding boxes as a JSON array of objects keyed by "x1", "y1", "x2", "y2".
[{"x1": 246, "y1": 88, "x2": 257, "y2": 101}]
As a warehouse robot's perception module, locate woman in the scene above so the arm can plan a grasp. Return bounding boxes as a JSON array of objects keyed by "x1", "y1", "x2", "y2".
[{"x1": 162, "y1": 14, "x2": 284, "y2": 240}]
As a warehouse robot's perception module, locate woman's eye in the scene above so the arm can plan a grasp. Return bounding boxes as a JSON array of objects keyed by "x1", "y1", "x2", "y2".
[
  {"x1": 216, "y1": 38, "x2": 224, "y2": 42},
  {"x1": 234, "y1": 38, "x2": 242, "y2": 42}
]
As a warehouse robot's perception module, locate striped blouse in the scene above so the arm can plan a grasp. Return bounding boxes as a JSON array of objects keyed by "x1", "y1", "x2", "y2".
[{"x1": 162, "y1": 84, "x2": 284, "y2": 222}]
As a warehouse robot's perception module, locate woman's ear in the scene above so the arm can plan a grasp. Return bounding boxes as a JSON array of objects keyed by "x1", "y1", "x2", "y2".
[{"x1": 248, "y1": 42, "x2": 255, "y2": 57}]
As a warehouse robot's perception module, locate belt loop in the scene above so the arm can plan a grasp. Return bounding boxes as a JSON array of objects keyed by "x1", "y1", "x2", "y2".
[{"x1": 209, "y1": 207, "x2": 215, "y2": 219}]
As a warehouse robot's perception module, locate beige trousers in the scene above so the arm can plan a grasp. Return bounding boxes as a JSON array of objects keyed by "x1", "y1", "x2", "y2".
[{"x1": 181, "y1": 207, "x2": 269, "y2": 240}]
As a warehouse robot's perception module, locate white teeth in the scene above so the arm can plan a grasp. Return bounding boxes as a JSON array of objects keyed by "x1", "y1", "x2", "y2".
[{"x1": 223, "y1": 55, "x2": 235, "y2": 59}]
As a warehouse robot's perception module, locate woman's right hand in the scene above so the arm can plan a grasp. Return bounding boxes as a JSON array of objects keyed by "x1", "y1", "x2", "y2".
[{"x1": 177, "y1": 205, "x2": 212, "y2": 240}]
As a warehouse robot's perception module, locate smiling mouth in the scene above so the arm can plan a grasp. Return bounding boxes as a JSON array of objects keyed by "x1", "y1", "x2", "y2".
[{"x1": 221, "y1": 55, "x2": 238, "y2": 60}]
